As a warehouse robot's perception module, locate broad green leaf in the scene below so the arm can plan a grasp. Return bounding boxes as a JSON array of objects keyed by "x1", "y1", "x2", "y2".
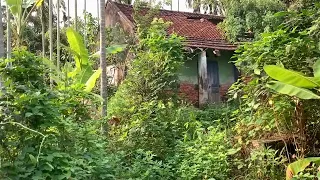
[
  {"x1": 78, "y1": 66, "x2": 94, "y2": 84},
  {"x1": 274, "y1": 11, "x2": 291, "y2": 17},
  {"x1": 6, "y1": 0, "x2": 22, "y2": 17},
  {"x1": 286, "y1": 157, "x2": 320, "y2": 180},
  {"x1": 106, "y1": 44, "x2": 127, "y2": 54},
  {"x1": 313, "y1": 60, "x2": 320, "y2": 77},
  {"x1": 85, "y1": 68, "x2": 102, "y2": 92},
  {"x1": 91, "y1": 44, "x2": 127, "y2": 58},
  {"x1": 66, "y1": 28, "x2": 89, "y2": 69},
  {"x1": 267, "y1": 81, "x2": 320, "y2": 99},
  {"x1": 264, "y1": 65, "x2": 319, "y2": 88},
  {"x1": 29, "y1": 154, "x2": 37, "y2": 165}
]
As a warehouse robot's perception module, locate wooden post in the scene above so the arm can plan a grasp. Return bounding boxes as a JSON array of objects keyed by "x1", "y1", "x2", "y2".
[{"x1": 198, "y1": 49, "x2": 208, "y2": 106}]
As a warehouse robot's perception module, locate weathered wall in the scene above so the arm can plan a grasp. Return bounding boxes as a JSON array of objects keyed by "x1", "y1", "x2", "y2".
[
  {"x1": 105, "y1": 2, "x2": 134, "y2": 34},
  {"x1": 207, "y1": 50, "x2": 235, "y2": 100},
  {"x1": 207, "y1": 50, "x2": 234, "y2": 85},
  {"x1": 178, "y1": 56, "x2": 199, "y2": 106},
  {"x1": 178, "y1": 50, "x2": 235, "y2": 105}
]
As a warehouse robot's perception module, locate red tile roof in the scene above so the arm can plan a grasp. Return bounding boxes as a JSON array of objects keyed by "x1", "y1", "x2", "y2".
[{"x1": 109, "y1": 1, "x2": 237, "y2": 50}]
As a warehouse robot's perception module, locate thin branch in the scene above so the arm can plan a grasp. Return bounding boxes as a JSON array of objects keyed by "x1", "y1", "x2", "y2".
[{"x1": 0, "y1": 122, "x2": 47, "y2": 164}]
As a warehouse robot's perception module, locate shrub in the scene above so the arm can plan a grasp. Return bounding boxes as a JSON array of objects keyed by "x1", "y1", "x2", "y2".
[{"x1": 175, "y1": 126, "x2": 232, "y2": 179}]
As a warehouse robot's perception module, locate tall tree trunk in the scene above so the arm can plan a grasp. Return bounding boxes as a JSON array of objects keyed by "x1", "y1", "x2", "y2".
[
  {"x1": 0, "y1": 2, "x2": 4, "y2": 89},
  {"x1": 49, "y1": 0, "x2": 53, "y2": 85},
  {"x1": 67, "y1": 0, "x2": 70, "y2": 26},
  {"x1": 74, "y1": 0, "x2": 77, "y2": 31},
  {"x1": 0, "y1": 1, "x2": 5, "y2": 58},
  {"x1": 100, "y1": 0, "x2": 107, "y2": 126},
  {"x1": 57, "y1": 0, "x2": 60, "y2": 70},
  {"x1": 84, "y1": 0, "x2": 87, "y2": 47},
  {"x1": 97, "y1": 0, "x2": 100, "y2": 24},
  {"x1": 6, "y1": 5, "x2": 11, "y2": 61},
  {"x1": 41, "y1": 3, "x2": 46, "y2": 58}
]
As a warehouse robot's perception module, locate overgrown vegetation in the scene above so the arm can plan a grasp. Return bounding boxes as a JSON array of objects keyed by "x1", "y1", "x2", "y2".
[{"x1": 1, "y1": 0, "x2": 320, "y2": 179}]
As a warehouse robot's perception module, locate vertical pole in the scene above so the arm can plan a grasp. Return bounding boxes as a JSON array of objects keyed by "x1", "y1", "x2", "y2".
[
  {"x1": 178, "y1": 0, "x2": 180, "y2": 12},
  {"x1": 49, "y1": 0, "x2": 53, "y2": 84},
  {"x1": 67, "y1": 0, "x2": 70, "y2": 26},
  {"x1": 84, "y1": 0, "x2": 87, "y2": 47},
  {"x1": 0, "y1": 1, "x2": 4, "y2": 58},
  {"x1": 100, "y1": 0, "x2": 107, "y2": 126},
  {"x1": 75, "y1": 0, "x2": 78, "y2": 31},
  {"x1": 97, "y1": 0, "x2": 100, "y2": 24},
  {"x1": 41, "y1": 4, "x2": 45, "y2": 58},
  {"x1": 0, "y1": 1, "x2": 4, "y2": 89},
  {"x1": 6, "y1": 5, "x2": 11, "y2": 60},
  {"x1": 57, "y1": 0, "x2": 60, "y2": 70}
]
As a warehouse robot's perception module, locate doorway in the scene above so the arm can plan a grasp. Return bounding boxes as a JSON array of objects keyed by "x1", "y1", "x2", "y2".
[{"x1": 207, "y1": 60, "x2": 220, "y2": 103}]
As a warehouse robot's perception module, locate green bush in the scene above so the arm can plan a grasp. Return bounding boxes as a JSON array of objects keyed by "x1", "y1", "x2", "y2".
[{"x1": 174, "y1": 126, "x2": 232, "y2": 180}]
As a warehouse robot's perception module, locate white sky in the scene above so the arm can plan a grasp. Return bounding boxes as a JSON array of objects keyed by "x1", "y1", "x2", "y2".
[{"x1": 68, "y1": 0, "x2": 192, "y2": 18}]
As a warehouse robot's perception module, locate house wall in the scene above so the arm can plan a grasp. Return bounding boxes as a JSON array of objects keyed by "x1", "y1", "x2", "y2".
[
  {"x1": 178, "y1": 50, "x2": 235, "y2": 105},
  {"x1": 207, "y1": 50, "x2": 235, "y2": 100},
  {"x1": 178, "y1": 56, "x2": 199, "y2": 106},
  {"x1": 105, "y1": 2, "x2": 134, "y2": 34}
]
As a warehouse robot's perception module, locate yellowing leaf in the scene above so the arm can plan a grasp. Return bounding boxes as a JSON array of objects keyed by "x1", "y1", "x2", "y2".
[
  {"x1": 36, "y1": 0, "x2": 44, "y2": 8},
  {"x1": 286, "y1": 157, "x2": 320, "y2": 180},
  {"x1": 85, "y1": 68, "x2": 102, "y2": 92}
]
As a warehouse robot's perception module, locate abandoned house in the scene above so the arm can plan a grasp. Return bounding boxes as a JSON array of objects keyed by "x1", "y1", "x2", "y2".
[{"x1": 105, "y1": 0, "x2": 238, "y2": 106}]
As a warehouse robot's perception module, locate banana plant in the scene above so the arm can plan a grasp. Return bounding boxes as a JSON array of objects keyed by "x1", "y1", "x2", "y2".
[
  {"x1": 264, "y1": 61, "x2": 320, "y2": 99},
  {"x1": 5, "y1": 0, "x2": 44, "y2": 46},
  {"x1": 48, "y1": 28, "x2": 126, "y2": 93},
  {"x1": 264, "y1": 62, "x2": 320, "y2": 180},
  {"x1": 286, "y1": 157, "x2": 320, "y2": 180}
]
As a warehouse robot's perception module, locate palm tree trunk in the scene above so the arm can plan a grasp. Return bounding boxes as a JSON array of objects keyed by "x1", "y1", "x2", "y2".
[
  {"x1": 57, "y1": 0, "x2": 60, "y2": 70},
  {"x1": 41, "y1": 3, "x2": 46, "y2": 58},
  {"x1": 74, "y1": 0, "x2": 77, "y2": 31},
  {"x1": 100, "y1": 0, "x2": 107, "y2": 122},
  {"x1": 0, "y1": 1, "x2": 5, "y2": 58}
]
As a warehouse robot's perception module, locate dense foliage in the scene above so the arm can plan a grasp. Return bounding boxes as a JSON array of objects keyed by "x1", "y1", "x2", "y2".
[
  {"x1": 2, "y1": 0, "x2": 320, "y2": 179},
  {"x1": 229, "y1": 2, "x2": 320, "y2": 179}
]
